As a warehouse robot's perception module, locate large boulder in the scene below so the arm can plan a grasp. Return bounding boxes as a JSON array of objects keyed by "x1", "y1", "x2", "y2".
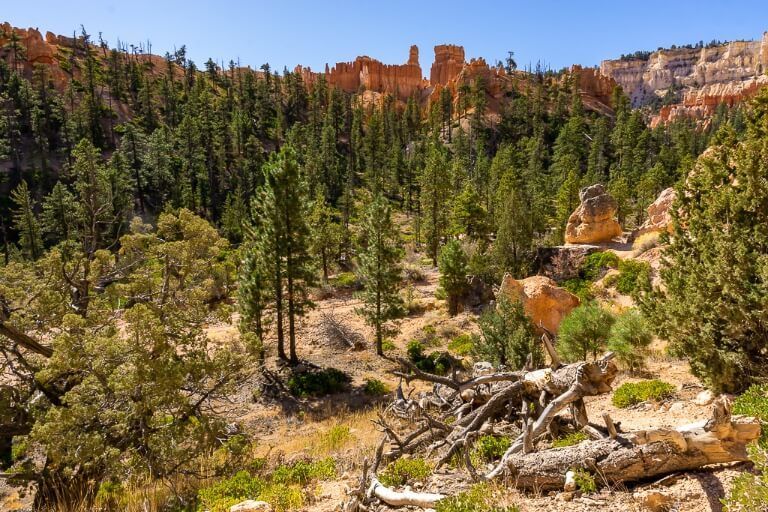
[
  {"x1": 634, "y1": 187, "x2": 676, "y2": 238},
  {"x1": 564, "y1": 184, "x2": 622, "y2": 244},
  {"x1": 498, "y1": 275, "x2": 580, "y2": 333},
  {"x1": 534, "y1": 245, "x2": 601, "y2": 282}
]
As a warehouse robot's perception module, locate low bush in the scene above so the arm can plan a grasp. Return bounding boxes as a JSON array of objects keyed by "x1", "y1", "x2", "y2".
[
  {"x1": 612, "y1": 260, "x2": 651, "y2": 295},
  {"x1": 407, "y1": 340, "x2": 457, "y2": 375},
  {"x1": 552, "y1": 431, "x2": 588, "y2": 448},
  {"x1": 332, "y1": 271, "x2": 360, "y2": 289},
  {"x1": 563, "y1": 277, "x2": 594, "y2": 302},
  {"x1": 722, "y1": 445, "x2": 768, "y2": 511},
  {"x1": 632, "y1": 232, "x2": 660, "y2": 256},
  {"x1": 472, "y1": 297, "x2": 542, "y2": 369},
  {"x1": 472, "y1": 435, "x2": 511, "y2": 463},
  {"x1": 197, "y1": 471, "x2": 266, "y2": 512},
  {"x1": 607, "y1": 309, "x2": 654, "y2": 372},
  {"x1": 272, "y1": 457, "x2": 336, "y2": 485},
  {"x1": 572, "y1": 468, "x2": 597, "y2": 494},
  {"x1": 378, "y1": 457, "x2": 432, "y2": 487},
  {"x1": 287, "y1": 367, "x2": 351, "y2": 397},
  {"x1": 557, "y1": 302, "x2": 616, "y2": 362},
  {"x1": 381, "y1": 339, "x2": 396, "y2": 352},
  {"x1": 733, "y1": 384, "x2": 768, "y2": 445},
  {"x1": 435, "y1": 483, "x2": 519, "y2": 512},
  {"x1": 612, "y1": 379, "x2": 675, "y2": 408},
  {"x1": 581, "y1": 251, "x2": 620, "y2": 281},
  {"x1": 364, "y1": 378, "x2": 390, "y2": 396},
  {"x1": 448, "y1": 333, "x2": 474, "y2": 356}
]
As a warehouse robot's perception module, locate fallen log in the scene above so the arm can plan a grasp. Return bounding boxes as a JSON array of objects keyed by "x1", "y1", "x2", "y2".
[
  {"x1": 492, "y1": 398, "x2": 760, "y2": 490},
  {"x1": 367, "y1": 477, "x2": 445, "y2": 508}
]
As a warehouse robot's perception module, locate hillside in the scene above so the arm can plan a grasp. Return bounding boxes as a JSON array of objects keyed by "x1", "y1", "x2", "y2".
[{"x1": 1, "y1": 18, "x2": 768, "y2": 512}]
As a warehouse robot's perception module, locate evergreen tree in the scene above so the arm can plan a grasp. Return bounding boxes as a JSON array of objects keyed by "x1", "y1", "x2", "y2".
[
  {"x1": 356, "y1": 194, "x2": 403, "y2": 356},
  {"x1": 642, "y1": 93, "x2": 768, "y2": 392},
  {"x1": 438, "y1": 239, "x2": 469, "y2": 316},
  {"x1": 10, "y1": 180, "x2": 43, "y2": 260},
  {"x1": 420, "y1": 140, "x2": 451, "y2": 265},
  {"x1": 41, "y1": 181, "x2": 77, "y2": 244}
]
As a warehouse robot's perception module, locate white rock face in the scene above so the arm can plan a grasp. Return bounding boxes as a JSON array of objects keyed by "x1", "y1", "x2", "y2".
[{"x1": 694, "y1": 389, "x2": 715, "y2": 406}]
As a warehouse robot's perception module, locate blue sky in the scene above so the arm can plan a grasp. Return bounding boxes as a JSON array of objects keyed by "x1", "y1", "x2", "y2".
[{"x1": 5, "y1": 1, "x2": 767, "y2": 74}]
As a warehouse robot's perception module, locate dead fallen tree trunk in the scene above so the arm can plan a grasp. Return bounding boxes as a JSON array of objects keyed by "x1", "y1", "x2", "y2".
[
  {"x1": 492, "y1": 398, "x2": 760, "y2": 490},
  {"x1": 367, "y1": 477, "x2": 445, "y2": 507}
]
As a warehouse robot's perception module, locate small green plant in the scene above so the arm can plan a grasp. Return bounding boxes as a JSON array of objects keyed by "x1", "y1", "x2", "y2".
[
  {"x1": 435, "y1": 483, "x2": 519, "y2": 512},
  {"x1": 580, "y1": 251, "x2": 620, "y2": 281},
  {"x1": 272, "y1": 458, "x2": 336, "y2": 485},
  {"x1": 733, "y1": 384, "x2": 768, "y2": 445},
  {"x1": 315, "y1": 425, "x2": 352, "y2": 454},
  {"x1": 197, "y1": 471, "x2": 266, "y2": 512},
  {"x1": 722, "y1": 445, "x2": 768, "y2": 511},
  {"x1": 332, "y1": 271, "x2": 359, "y2": 289},
  {"x1": 572, "y1": 468, "x2": 597, "y2": 494},
  {"x1": 407, "y1": 340, "x2": 456, "y2": 375},
  {"x1": 552, "y1": 431, "x2": 588, "y2": 448},
  {"x1": 448, "y1": 333, "x2": 474, "y2": 356},
  {"x1": 472, "y1": 297, "x2": 542, "y2": 369},
  {"x1": 287, "y1": 367, "x2": 351, "y2": 397},
  {"x1": 472, "y1": 435, "x2": 511, "y2": 463},
  {"x1": 607, "y1": 309, "x2": 653, "y2": 372},
  {"x1": 563, "y1": 277, "x2": 594, "y2": 301},
  {"x1": 378, "y1": 457, "x2": 432, "y2": 487},
  {"x1": 613, "y1": 260, "x2": 651, "y2": 295},
  {"x1": 364, "y1": 378, "x2": 390, "y2": 396},
  {"x1": 612, "y1": 379, "x2": 675, "y2": 408},
  {"x1": 381, "y1": 339, "x2": 396, "y2": 352},
  {"x1": 10, "y1": 436, "x2": 28, "y2": 462},
  {"x1": 557, "y1": 302, "x2": 616, "y2": 362}
]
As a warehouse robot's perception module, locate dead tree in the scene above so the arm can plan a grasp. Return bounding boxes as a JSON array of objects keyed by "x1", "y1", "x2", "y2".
[{"x1": 345, "y1": 350, "x2": 760, "y2": 510}]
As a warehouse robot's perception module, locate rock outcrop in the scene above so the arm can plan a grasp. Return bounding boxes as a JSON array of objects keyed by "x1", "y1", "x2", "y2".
[
  {"x1": 534, "y1": 245, "x2": 601, "y2": 282},
  {"x1": 299, "y1": 46, "x2": 425, "y2": 102},
  {"x1": 498, "y1": 275, "x2": 580, "y2": 333},
  {"x1": 601, "y1": 33, "x2": 768, "y2": 124},
  {"x1": 634, "y1": 187, "x2": 676, "y2": 238},
  {"x1": 430, "y1": 44, "x2": 465, "y2": 86},
  {"x1": 565, "y1": 184, "x2": 622, "y2": 244},
  {"x1": 570, "y1": 65, "x2": 618, "y2": 115}
]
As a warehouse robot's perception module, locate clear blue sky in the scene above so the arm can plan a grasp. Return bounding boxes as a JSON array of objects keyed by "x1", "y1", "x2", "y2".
[{"x1": 5, "y1": 1, "x2": 767, "y2": 74}]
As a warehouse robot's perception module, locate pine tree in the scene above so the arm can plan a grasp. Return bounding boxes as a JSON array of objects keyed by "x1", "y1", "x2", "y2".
[
  {"x1": 10, "y1": 180, "x2": 43, "y2": 260},
  {"x1": 309, "y1": 194, "x2": 342, "y2": 282},
  {"x1": 420, "y1": 140, "x2": 451, "y2": 265},
  {"x1": 41, "y1": 181, "x2": 76, "y2": 244},
  {"x1": 438, "y1": 239, "x2": 469, "y2": 316},
  {"x1": 356, "y1": 194, "x2": 403, "y2": 356}
]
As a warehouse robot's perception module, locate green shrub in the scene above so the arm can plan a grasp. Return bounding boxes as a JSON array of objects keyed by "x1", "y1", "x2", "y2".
[
  {"x1": 407, "y1": 340, "x2": 456, "y2": 375},
  {"x1": 257, "y1": 484, "x2": 303, "y2": 511},
  {"x1": 733, "y1": 384, "x2": 768, "y2": 445},
  {"x1": 272, "y1": 458, "x2": 336, "y2": 485},
  {"x1": 472, "y1": 297, "x2": 542, "y2": 369},
  {"x1": 379, "y1": 458, "x2": 431, "y2": 487},
  {"x1": 552, "y1": 431, "x2": 588, "y2": 448},
  {"x1": 448, "y1": 333, "x2": 474, "y2": 356},
  {"x1": 287, "y1": 367, "x2": 351, "y2": 397},
  {"x1": 364, "y1": 378, "x2": 390, "y2": 396},
  {"x1": 563, "y1": 277, "x2": 594, "y2": 302},
  {"x1": 557, "y1": 303, "x2": 616, "y2": 362},
  {"x1": 612, "y1": 380, "x2": 675, "y2": 408},
  {"x1": 722, "y1": 445, "x2": 768, "y2": 511},
  {"x1": 607, "y1": 309, "x2": 653, "y2": 372},
  {"x1": 472, "y1": 435, "x2": 511, "y2": 463},
  {"x1": 581, "y1": 251, "x2": 620, "y2": 281},
  {"x1": 381, "y1": 339, "x2": 396, "y2": 352},
  {"x1": 332, "y1": 272, "x2": 359, "y2": 289},
  {"x1": 435, "y1": 483, "x2": 519, "y2": 512},
  {"x1": 572, "y1": 468, "x2": 597, "y2": 494},
  {"x1": 197, "y1": 471, "x2": 266, "y2": 512},
  {"x1": 11, "y1": 436, "x2": 28, "y2": 462},
  {"x1": 614, "y1": 260, "x2": 651, "y2": 295}
]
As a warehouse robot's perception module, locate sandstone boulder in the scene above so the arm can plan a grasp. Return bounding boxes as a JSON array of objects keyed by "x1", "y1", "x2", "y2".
[
  {"x1": 564, "y1": 184, "x2": 622, "y2": 244},
  {"x1": 229, "y1": 500, "x2": 272, "y2": 512},
  {"x1": 498, "y1": 275, "x2": 580, "y2": 333},
  {"x1": 635, "y1": 187, "x2": 676, "y2": 238}
]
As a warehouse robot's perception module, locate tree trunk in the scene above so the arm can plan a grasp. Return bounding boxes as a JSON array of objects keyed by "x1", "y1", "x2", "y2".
[{"x1": 492, "y1": 400, "x2": 759, "y2": 490}]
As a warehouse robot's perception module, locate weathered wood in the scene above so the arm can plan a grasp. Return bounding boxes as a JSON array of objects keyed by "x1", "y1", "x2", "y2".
[
  {"x1": 492, "y1": 400, "x2": 760, "y2": 490},
  {"x1": 367, "y1": 477, "x2": 445, "y2": 507}
]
